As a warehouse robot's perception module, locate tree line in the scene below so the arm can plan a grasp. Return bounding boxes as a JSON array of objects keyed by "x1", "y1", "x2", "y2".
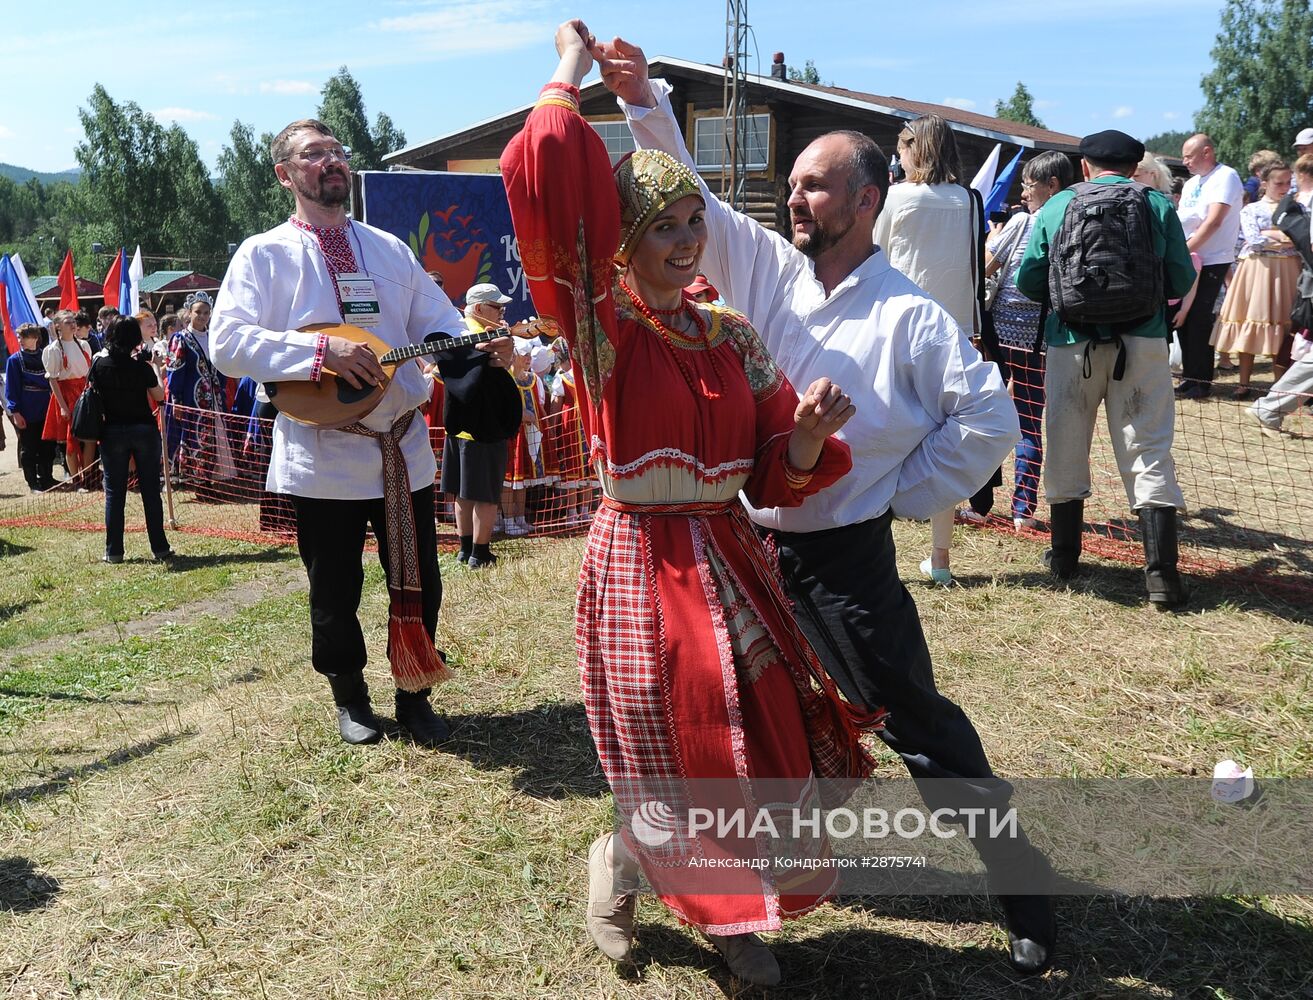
[
  {"x1": 0, "y1": 67, "x2": 404, "y2": 281},
  {"x1": 5, "y1": 1, "x2": 1308, "y2": 283}
]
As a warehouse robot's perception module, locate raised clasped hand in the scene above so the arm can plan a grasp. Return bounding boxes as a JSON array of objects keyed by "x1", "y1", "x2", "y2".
[
  {"x1": 594, "y1": 36, "x2": 653, "y2": 108},
  {"x1": 794, "y1": 377, "x2": 855, "y2": 439},
  {"x1": 555, "y1": 19, "x2": 595, "y2": 64}
]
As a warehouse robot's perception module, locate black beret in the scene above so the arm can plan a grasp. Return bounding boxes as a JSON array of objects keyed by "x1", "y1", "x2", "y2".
[{"x1": 1080, "y1": 130, "x2": 1145, "y2": 165}]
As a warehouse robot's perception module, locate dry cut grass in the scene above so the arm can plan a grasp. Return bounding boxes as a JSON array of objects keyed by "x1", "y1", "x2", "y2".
[{"x1": 0, "y1": 523, "x2": 1311, "y2": 999}]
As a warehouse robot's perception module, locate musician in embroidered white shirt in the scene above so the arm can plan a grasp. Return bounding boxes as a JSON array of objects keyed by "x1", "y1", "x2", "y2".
[{"x1": 212, "y1": 117, "x2": 511, "y2": 749}]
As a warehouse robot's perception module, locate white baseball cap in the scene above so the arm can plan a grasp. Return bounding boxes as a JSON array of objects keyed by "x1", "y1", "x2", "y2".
[
  {"x1": 465, "y1": 282, "x2": 512, "y2": 306},
  {"x1": 1294, "y1": 128, "x2": 1313, "y2": 147},
  {"x1": 529, "y1": 344, "x2": 553, "y2": 375}
]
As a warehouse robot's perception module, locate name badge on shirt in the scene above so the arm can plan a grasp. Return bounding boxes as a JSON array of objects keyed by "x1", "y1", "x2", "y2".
[{"x1": 336, "y1": 273, "x2": 381, "y2": 327}]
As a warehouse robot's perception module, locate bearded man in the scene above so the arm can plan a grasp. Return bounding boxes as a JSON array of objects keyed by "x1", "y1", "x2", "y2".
[
  {"x1": 597, "y1": 42, "x2": 1061, "y2": 975},
  {"x1": 211, "y1": 118, "x2": 511, "y2": 747}
]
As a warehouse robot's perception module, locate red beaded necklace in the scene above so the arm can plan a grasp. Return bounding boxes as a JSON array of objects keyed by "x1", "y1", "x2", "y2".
[{"x1": 619, "y1": 278, "x2": 725, "y2": 400}]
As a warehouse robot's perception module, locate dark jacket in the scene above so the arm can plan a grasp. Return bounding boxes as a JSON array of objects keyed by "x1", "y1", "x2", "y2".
[{"x1": 4, "y1": 349, "x2": 52, "y2": 425}]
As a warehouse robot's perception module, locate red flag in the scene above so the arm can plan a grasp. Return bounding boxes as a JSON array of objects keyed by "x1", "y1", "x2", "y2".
[
  {"x1": 103, "y1": 251, "x2": 122, "y2": 309},
  {"x1": 57, "y1": 250, "x2": 79, "y2": 311},
  {"x1": 0, "y1": 282, "x2": 16, "y2": 355}
]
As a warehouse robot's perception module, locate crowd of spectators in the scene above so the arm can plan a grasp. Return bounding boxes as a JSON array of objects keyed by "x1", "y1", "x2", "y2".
[
  {"x1": 1, "y1": 288, "x2": 600, "y2": 565},
  {"x1": 912, "y1": 128, "x2": 1313, "y2": 583}
]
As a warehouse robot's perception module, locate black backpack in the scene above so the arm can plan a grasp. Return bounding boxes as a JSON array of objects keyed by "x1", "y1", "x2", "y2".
[{"x1": 1048, "y1": 181, "x2": 1162, "y2": 331}]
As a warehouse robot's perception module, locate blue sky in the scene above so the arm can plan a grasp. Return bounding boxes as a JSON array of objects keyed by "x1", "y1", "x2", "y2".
[{"x1": 4, "y1": 0, "x2": 1224, "y2": 174}]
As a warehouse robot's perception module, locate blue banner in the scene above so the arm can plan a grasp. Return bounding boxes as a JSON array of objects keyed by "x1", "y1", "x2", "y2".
[{"x1": 358, "y1": 171, "x2": 533, "y2": 325}]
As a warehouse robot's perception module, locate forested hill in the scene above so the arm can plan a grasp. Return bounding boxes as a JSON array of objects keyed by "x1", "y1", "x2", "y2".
[{"x1": 0, "y1": 163, "x2": 80, "y2": 185}]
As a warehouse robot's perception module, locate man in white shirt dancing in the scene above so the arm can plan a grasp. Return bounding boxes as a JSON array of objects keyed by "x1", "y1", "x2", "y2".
[
  {"x1": 212, "y1": 118, "x2": 510, "y2": 748},
  {"x1": 597, "y1": 40, "x2": 1059, "y2": 975}
]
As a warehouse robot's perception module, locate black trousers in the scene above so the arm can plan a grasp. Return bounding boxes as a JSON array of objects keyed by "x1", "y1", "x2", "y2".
[
  {"x1": 291, "y1": 485, "x2": 442, "y2": 681},
  {"x1": 1179, "y1": 262, "x2": 1230, "y2": 388},
  {"x1": 768, "y1": 512, "x2": 1041, "y2": 877},
  {"x1": 16, "y1": 422, "x2": 56, "y2": 489}
]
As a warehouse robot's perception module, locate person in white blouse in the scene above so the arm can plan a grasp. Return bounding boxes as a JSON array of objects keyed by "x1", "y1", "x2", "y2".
[
  {"x1": 875, "y1": 114, "x2": 984, "y2": 584},
  {"x1": 211, "y1": 118, "x2": 512, "y2": 749},
  {"x1": 598, "y1": 37, "x2": 1057, "y2": 976},
  {"x1": 1176, "y1": 134, "x2": 1244, "y2": 398},
  {"x1": 41, "y1": 309, "x2": 95, "y2": 485}
]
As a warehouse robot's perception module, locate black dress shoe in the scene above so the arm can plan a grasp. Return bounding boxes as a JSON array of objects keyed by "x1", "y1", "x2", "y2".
[
  {"x1": 396, "y1": 688, "x2": 451, "y2": 747},
  {"x1": 999, "y1": 894, "x2": 1057, "y2": 975}
]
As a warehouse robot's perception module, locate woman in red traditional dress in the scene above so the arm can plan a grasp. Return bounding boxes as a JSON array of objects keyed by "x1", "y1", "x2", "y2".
[
  {"x1": 500, "y1": 21, "x2": 883, "y2": 987},
  {"x1": 501, "y1": 340, "x2": 559, "y2": 535},
  {"x1": 548, "y1": 338, "x2": 594, "y2": 524},
  {"x1": 42, "y1": 309, "x2": 96, "y2": 486}
]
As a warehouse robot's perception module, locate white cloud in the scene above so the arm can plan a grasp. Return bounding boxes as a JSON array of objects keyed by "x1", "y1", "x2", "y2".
[
  {"x1": 1112, "y1": 106, "x2": 1134, "y2": 119},
  {"x1": 373, "y1": 0, "x2": 549, "y2": 56},
  {"x1": 0, "y1": 124, "x2": 14, "y2": 139},
  {"x1": 152, "y1": 107, "x2": 217, "y2": 124},
  {"x1": 1163, "y1": 111, "x2": 1180, "y2": 121},
  {"x1": 1034, "y1": 99, "x2": 1059, "y2": 111},
  {"x1": 259, "y1": 79, "x2": 317, "y2": 96},
  {"x1": 942, "y1": 97, "x2": 976, "y2": 111}
]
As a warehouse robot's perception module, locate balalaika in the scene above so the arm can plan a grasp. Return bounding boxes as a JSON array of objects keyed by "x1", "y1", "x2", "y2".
[{"x1": 266, "y1": 319, "x2": 546, "y2": 429}]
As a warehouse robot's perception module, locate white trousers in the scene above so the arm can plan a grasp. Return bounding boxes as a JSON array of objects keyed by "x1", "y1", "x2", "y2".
[
  {"x1": 1252, "y1": 353, "x2": 1313, "y2": 426},
  {"x1": 1043, "y1": 337, "x2": 1185, "y2": 512}
]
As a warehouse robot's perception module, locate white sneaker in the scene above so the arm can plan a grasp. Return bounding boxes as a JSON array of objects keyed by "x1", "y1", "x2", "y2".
[
  {"x1": 504, "y1": 518, "x2": 530, "y2": 537},
  {"x1": 919, "y1": 557, "x2": 952, "y2": 586}
]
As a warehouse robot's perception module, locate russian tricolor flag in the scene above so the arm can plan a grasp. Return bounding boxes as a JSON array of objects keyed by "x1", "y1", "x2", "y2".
[
  {"x1": 102, "y1": 248, "x2": 132, "y2": 313},
  {"x1": 0, "y1": 253, "x2": 42, "y2": 355}
]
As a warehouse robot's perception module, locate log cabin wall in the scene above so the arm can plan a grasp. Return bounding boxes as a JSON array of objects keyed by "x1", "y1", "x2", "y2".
[{"x1": 389, "y1": 66, "x2": 1089, "y2": 231}]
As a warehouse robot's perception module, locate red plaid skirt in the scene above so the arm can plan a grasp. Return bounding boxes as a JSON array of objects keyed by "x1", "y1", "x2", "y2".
[{"x1": 577, "y1": 501, "x2": 882, "y2": 934}]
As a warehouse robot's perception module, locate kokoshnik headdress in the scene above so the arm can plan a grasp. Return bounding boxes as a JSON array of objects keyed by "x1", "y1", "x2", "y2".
[{"x1": 613, "y1": 150, "x2": 703, "y2": 265}]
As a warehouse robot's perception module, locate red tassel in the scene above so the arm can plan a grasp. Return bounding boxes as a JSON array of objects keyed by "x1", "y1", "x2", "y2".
[{"x1": 385, "y1": 586, "x2": 451, "y2": 692}]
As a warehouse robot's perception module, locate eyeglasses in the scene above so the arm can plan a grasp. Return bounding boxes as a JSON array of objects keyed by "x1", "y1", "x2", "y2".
[{"x1": 280, "y1": 145, "x2": 351, "y2": 165}]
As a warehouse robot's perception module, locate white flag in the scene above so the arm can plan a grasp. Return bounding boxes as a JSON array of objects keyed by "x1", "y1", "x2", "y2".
[
  {"x1": 971, "y1": 143, "x2": 1002, "y2": 198},
  {"x1": 128, "y1": 245, "x2": 144, "y2": 316}
]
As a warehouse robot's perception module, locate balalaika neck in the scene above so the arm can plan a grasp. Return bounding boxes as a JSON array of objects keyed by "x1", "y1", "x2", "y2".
[{"x1": 378, "y1": 327, "x2": 506, "y2": 365}]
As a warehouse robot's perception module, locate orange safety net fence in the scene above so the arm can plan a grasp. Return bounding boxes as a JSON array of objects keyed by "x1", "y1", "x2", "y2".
[
  {"x1": 0, "y1": 402, "x2": 599, "y2": 548},
  {"x1": 961, "y1": 351, "x2": 1312, "y2": 601},
  {"x1": 2, "y1": 372, "x2": 1309, "y2": 601}
]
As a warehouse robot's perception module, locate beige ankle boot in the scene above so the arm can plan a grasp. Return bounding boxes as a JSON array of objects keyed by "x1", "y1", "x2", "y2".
[{"x1": 585, "y1": 832, "x2": 639, "y2": 962}]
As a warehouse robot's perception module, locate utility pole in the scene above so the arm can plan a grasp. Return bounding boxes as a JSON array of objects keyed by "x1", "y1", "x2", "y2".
[{"x1": 722, "y1": 0, "x2": 750, "y2": 211}]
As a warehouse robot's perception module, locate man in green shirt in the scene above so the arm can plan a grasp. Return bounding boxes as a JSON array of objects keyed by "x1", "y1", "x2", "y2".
[{"x1": 1015, "y1": 130, "x2": 1196, "y2": 609}]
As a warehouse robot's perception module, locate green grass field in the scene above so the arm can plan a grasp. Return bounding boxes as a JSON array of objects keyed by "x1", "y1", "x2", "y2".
[{"x1": 1, "y1": 522, "x2": 1311, "y2": 999}]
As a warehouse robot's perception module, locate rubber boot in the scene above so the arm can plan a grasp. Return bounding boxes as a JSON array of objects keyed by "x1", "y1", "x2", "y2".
[
  {"x1": 395, "y1": 688, "x2": 450, "y2": 747},
  {"x1": 1139, "y1": 506, "x2": 1190, "y2": 610},
  {"x1": 326, "y1": 672, "x2": 382, "y2": 745},
  {"x1": 1043, "y1": 500, "x2": 1083, "y2": 579}
]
